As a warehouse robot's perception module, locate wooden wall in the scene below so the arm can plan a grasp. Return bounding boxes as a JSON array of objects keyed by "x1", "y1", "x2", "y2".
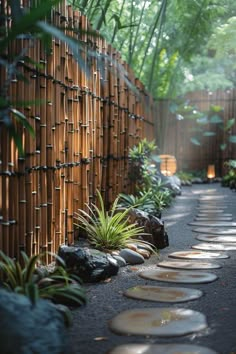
[
  {"x1": 156, "y1": 89, "x2": 236, "y2": 176},
  {"x1": 0, "y1": 1, "x2": 155, "y2": 261}
]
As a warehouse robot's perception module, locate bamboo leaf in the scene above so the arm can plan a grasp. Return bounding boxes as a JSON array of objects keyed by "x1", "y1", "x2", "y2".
[
  {"x1": 203, "y1": 131, "x2": 216, "y2": 136},
  {"x1": 190, "y1": 137, "x2": 201, "y2": 145},
  {"x1": 224, "y1": 118, "x2": 235, "y2": 131},
  {"x1": 229, "y1": 135, "x2": 236, "y2": 143}
]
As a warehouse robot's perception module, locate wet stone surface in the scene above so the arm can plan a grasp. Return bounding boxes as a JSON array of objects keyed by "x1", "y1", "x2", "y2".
[
  {"x1": 168, "y1": 250, "x2": 229, "y2": 259},
  {"x1": 108, "y1": 343, "x2": 219, "y2": 354},
  {"x1": 139, "y1": 267, "x2": 218, "y2": 284},
  {"x1": 196, "y1": 234, "x2": 236, "y2": 243},
  {"x1": 157, "y1": 260, "x2": 221, "y2": 270},
  {"x1": 123, "y1": 285, "x2": 203, "y2": 303},
  {"x1": 192, "y1": 242, "x2": 236, "y2": 251},
  {"x1": 109, "y1": 308, "x2": 208, "y2": 337}
]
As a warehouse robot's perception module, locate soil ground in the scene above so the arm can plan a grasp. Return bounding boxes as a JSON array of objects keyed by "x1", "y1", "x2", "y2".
[{"x1": 69, "y1": 183, "x2": 236, "y2": 354}]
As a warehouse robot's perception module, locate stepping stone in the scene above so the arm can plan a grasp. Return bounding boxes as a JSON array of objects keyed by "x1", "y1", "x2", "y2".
[
  {"x1": 193, "y1": 227, "x2": 236, "y2": 235},
  {"x1": 195, "y1": 217, "x2": 233, "y2": 221},
  {"x1": 196, "y1": 207, "x2": 226, "y2": 211},
  {"x1": 169, "y1": 250, "x2": 229, "y2": 260},
  {"x1": 192, "y1": 243, "x2": 236, "y2": 251},
  {"x1": 139, "y1": 267, "x2": 218, "y2": 283},
  {"x1": 158, "y1": 260, "x2": 221, "y2": 270},
  {"x1": 124, "y1": 285, "x2": 203, "y2": 303},
  {"x1": 108, "y1": 343, "x2": 219, "y2": 354},
  {"x1": 196, "y1": 234, "x2": 236, "y2": 243},
  {"x1": 189, "y1": 221, "x2": 236, "y2": 227},
  {"x1": 199, "y1": 196, "x2": 225, "y2": 200},
  {"x1": 197, "y1": 213, "x2": 232, "y2": 217},
  {"x1": 109, "y1": 308, "x2": 208, "y2": 337}
]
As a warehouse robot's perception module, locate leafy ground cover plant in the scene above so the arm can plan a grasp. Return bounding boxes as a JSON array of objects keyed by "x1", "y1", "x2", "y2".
[
  {"x1": 0, "y1": 250, "x2": 86, "y2": 308},
  {"x1": 74, "y1": 190, "x2": 154, "y2": 252}
]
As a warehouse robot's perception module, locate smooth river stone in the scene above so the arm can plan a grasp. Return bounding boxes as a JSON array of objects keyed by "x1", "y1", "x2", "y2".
[
  {"x1": 139, "y1": 267, "x2": 218, "y2": 284},
  {"x1": 192, "y1": 243, "x2": 236, "y2": 251},
  {"x1": 195, "y1": 217, "x2": 233, "y2": 221},
  {"x1": 196, "y1": 234, "x2": 236, "y2": 243},
  {"x1": 189, "y1": 221, "x2": 236, "y2": 227},
  {"x1": 169, "y1": 250, "x2": 229, "y2": 259},
  {"x1": 109, "y1": 308, "x2": 207, "y2": 337},
  {"x1": 108, "y1": 343, "x2": 219, "y2": 354},
  {"x1": 123, "y1": 285, "x2": 203, "y2": 303},
  {"x1": 158, "y1": 260, "x2": 221, "y2": 270},
  {"x1": 192, "y1": 227, "x2": 236, "y2": 235}
]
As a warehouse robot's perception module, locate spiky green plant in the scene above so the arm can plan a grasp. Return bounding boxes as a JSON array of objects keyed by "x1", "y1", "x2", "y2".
[
  {"x1": 74, "y1": 190, "x2": 154, "y2": 252},
  {"x1": 0, "y1": 250, "x2": 86, "y2": 308}
]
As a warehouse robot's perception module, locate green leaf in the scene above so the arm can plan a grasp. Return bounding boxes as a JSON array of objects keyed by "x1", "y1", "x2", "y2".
[
  {"x1": 209, "y1": 115, "x2": 223, "y2": 124},
  {"x1": 203, "y1": 131, "x2": 216, "y2": 136},
  {"x1": 190, "y1": 137, "x2": 201, "y2": 146},
  {"x1": 169, "y1": 102, "x2": 179, "y2": 113},
  {"x1": 220, "y1": 143, "x2": 227, "y2": 151},
  {"x1": 0, "y1": 0, "x2": 61, "y2": 51},
  {"x1": 10, "y1": 108, "x2": 35, "y2": 137},
  {"x1": 229, "y1": 135, "x2": 236, "y2": 143},
  {"x1": 210, "y1": 104, "x2": 223, "y2": 113},
  {"x1": 224, "y1": 118, "x2": 235, "y2": 131}
]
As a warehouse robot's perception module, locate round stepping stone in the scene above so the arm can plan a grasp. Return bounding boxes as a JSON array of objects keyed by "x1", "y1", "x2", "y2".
[
  {"x1": 197, "y1": 213, "x2": 232, "y2": 217},
  {"x1": 108, "y1": 343, "x2": 219, "y2": 354},
  {"x1": 196, "y1": 207, "x2": 226, "y2": 211},
  {"x1": 139, "y1": 267, "x2": 217, "y2": 283},
  {"x1": 195, "y1": 217, "x2": 233, "y2": 221},
  {"x1": 196, "y1": 234, "x2": 236, "y2": 243},
  {"x1": 169, "y1": 250, "x2": 229, "y2": 259},
  {"x1": 193, "y1": 227, "x2": 236, "y2": 235},
  {"x1": 124, "y1": 285, "x2": 203, "y2": 303},
  {"x1": 109, "y1": 308, "x2": 207, "y2": 337},
  {"x1": 189, "y1": 221, "x2": 236, "y2": 227},
  {"x1": 192, "y1": 243, "x2": 236, "y2": 251},
  {"x1": 158, "y1": 260, "x2": 221, "y2": 270}
]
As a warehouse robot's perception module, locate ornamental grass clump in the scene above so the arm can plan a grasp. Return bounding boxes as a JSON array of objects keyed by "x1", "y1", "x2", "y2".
[{"x1": 74, "y1": 190, "x2": 154, "y2": 252}]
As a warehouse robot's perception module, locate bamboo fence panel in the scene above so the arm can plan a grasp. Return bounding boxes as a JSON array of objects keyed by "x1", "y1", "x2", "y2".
[
  {"x1": 157, "y1": 89, "x2": 236, "y2": 175},
  {"x1": 0, "y1": 0, "x2": 155, "y2": 262}
]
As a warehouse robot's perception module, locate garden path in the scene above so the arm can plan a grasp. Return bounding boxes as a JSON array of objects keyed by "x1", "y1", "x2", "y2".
[{"x1": 69, "y1": 184, "x2": 236, "y2": 354}]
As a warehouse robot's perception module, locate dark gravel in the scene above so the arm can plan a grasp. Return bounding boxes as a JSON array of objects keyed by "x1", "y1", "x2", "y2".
[{"x1": 68, "y1": 183, "x2": 236, "y2": 354}]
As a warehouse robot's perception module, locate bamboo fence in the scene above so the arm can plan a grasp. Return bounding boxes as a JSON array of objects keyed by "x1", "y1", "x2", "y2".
[
  {"x1": 156, "y1": 89, "x2": 236, "y2": 176},
  {"x1": 0, "y1": 0, "x2": 155, "y2": 261}
]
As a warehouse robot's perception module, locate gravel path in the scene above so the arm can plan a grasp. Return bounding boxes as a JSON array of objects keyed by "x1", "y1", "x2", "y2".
[{"x1": 69, "y1": 183, "x2": 236, "y2": 354}]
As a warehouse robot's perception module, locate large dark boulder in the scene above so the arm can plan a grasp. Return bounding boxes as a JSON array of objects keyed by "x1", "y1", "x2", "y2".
[
  {"x1": 58, "y1": 246, "x2": 119, "y2": 283},
  {"x1": 127, "y1": 209, "x2": 169, "y2": 249},
  {"x1": 0, "y1": 288, "x2": 69, "y2": 354}
]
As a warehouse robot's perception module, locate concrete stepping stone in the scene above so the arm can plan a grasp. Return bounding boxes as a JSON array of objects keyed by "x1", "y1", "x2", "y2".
[
  {"x1": 192, "y1": 227, "x2": 236, "y2": 235},
  {"x1": 189, "y1": 221, "x2": 236, "y2": 227},
  {"x1": 169, "y1": 250, "x2": 229, "y2": 259},
  {"x1": 192, "y1": 243, "x2": 236, "y2": 251},
  {"x1": 109, "y1": 308, "x2": 208, "y2": 337},
  {"x1": 108, "y1": 343, "x2": 219, "y2": 354},
  {"x1": 196, "y1": 207, "x2": 226, "y2": 211},
  {"x1": 197, "y1": 213, "x2": 232, "y2": 217},
  {"x1": 123, "y1": 285, "x2": 203, "y2": 303},
  {"x1": 195, "y1": 217, "x2": 233, "y2": 221},
  {"x1": 158, "y1": 260, "x2": 221, "y2": 270},
  {"x1": 139, "y1": 267, "x2": 218, "y2": 284},
  {"x1": 196, "y1": 234, "x2": 236, "y2": 243}
]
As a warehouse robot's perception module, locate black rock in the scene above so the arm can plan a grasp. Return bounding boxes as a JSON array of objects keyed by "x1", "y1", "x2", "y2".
[
  {"x1": 0, "y1": 288, "x2": 69, "y2": 354},
  {"x1": 58, "y1": 246, "x2": 119, "y2": 283},
  {"x1": 127, "y1": 209, "x2": 169, "y2": 249}
]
